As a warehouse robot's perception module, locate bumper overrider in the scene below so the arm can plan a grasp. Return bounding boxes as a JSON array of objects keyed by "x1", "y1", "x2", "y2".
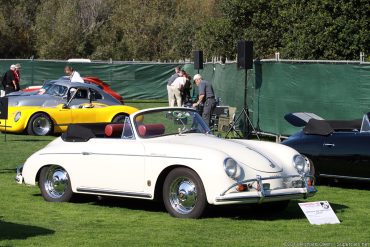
[
  {"x1": 215, "y1": 173, "x2": 316, "y2": 203},
  {"x1": 15, "y1": 165, "x2": 24, "y2": 184}
]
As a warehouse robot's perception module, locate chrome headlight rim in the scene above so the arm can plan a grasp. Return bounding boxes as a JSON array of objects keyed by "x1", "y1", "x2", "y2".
[
  {"x1": 293, "y1": 154, "x2": 307, "y2": 174},
  {"x1": 223, "y1": 157, "x2": 239, "y2": 179},
  {"x1": 14, "y1": 111, "x2": 21, "y2": 122}
]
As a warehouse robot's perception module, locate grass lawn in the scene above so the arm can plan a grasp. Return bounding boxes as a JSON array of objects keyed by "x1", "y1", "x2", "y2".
[{"x1": 0, "y1": 102, "x2": 369, "y2": 246}]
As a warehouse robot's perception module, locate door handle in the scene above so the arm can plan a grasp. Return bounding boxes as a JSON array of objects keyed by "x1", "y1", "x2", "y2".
[
  {"x1": 323, "y1": 143, "x2": 335, "y2": 147},
  {"x1": 82, "y1": 152, "x2": 92, "y2": 155}
]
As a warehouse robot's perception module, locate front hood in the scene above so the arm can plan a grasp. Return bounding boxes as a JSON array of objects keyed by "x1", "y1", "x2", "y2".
[{"x1": 149, "y1": 134, "x2": 283, "y2": 173}]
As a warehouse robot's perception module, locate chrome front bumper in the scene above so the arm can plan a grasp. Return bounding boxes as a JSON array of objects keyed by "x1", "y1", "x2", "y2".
[
  {"x1": 215, "y1": 173, "x2": 317, "y2": 203},
  {"x1": 15, "y1": 165, "x2": 24, "y2": 184}
]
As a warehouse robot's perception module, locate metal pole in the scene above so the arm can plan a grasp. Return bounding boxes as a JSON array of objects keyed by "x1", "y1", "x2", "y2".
[
  {"x1": 4, "y1": 119, "x2": 6, "y2": 142},
  {"x1": 243, "y1": 68, "x2": 249, "y2": 137}
]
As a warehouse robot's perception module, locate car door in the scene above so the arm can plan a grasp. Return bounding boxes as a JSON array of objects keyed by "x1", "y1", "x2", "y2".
[
  {"x1": 72, "y1": 138, "x2": 147, "y2": 194},
  {"x1": 70, "y1": 107, "x2": 97, "y2": 124},
  {"x1": 53, "y1": 107, "x2": 73, "y2": 129},
  {"x1": 317, "y1": 132, "x2": 370, "y2": 178}
]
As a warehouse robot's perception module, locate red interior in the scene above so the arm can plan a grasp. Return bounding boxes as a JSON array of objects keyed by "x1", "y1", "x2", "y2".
[
  {"x1": 105, "y1": 124, "x2": 124, "y2": 137},
  {"x1": 138, "y1": 124, "x2": 165, "y2": 137}
]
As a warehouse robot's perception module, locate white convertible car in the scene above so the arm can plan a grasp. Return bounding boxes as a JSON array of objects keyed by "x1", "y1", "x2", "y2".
[{"x1": 16, "y1": 107, "x2": 316, "y2": 218}]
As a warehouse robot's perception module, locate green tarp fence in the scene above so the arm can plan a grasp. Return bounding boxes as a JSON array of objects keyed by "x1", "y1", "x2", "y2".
[{"x1": 1, "y1": 59, "x2": 369, "y2": 135}]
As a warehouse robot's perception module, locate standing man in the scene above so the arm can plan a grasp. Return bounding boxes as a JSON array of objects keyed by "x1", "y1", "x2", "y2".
[
  {"x1": 64, "y1": 65, "x2": 84, "y2": 83},
  {"x1": 192, "y1": 74, "x2": 216, "y2": 126},
  {"x1": 167, "y1": 66, "x2": 180, "y2": 106},
  {"x1": 2, "y1": 65, "x2": 18, "y2": 94},
  {"x1": 171, "y1": 70, "x2": 187, "y2": 107}
]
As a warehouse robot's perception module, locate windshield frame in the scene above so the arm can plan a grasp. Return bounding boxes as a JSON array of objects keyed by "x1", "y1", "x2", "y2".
[
  {"x1": 44, "y1": 84, "x2": 68, "y2": 97},
  {"x1": 133, "y1": 108, "x2": 211, "y2": 139}
]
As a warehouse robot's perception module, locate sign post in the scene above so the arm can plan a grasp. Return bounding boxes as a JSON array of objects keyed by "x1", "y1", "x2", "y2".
[{"x1": 0, "y1": 97, "x2": 9, "y2": 142}]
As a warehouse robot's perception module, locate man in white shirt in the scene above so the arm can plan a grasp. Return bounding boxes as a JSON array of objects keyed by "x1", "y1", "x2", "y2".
[
  {"x1": 64, "y1": 66, "x2": 84, "y2": 83},
  {"x1": 167, "y1": 66, "x2": 180, "y2": 106},
  {"x1": 171, "y1": 70, "x2": 186, "y2": 107}
]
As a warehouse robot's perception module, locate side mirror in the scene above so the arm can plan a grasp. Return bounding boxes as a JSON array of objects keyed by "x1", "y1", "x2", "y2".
[{"x1": 62, "y1": 104, "x2": 68, "y2": 109}]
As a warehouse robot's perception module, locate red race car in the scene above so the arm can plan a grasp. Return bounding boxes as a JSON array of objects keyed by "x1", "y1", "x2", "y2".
[{"x1": 22, "y1": 76, "x2": 124, "y2": 104}]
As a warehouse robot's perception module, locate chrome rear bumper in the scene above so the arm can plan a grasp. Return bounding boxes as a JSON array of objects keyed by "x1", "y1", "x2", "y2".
[
  {"x1": 215, "y1": 173, "x2": 316, "y2": 204},
  {"x1": 15, "y1": 165, "x2": 24, "y2": 184}
]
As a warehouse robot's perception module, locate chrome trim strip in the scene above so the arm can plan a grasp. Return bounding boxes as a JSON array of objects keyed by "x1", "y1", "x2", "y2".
[
  {"x1": 320, "y1": 174, "x2": 370, "y2": 181},
  {"x1": 220, "y1": 174, "x2": 305, "y2": 196},
  {"x1": 219, "y1": 173, "x2": 317, "y2": 203},
  {"x1": 39, "y1": 152, "x2": 202, "y2": 160},
  {"x1": 76, "y1": 187, "x2": 152, "y2": 198},
  {"x1": 215, "y1": 192, "x2": 307, "y2": 202}
]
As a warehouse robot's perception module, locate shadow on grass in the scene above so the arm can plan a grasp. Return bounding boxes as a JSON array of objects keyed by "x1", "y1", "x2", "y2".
[
  {"x1": 65, "y1": 195, "x2": 349, "y2": 220},
  {"x1": 204, "y1": 201, "x2": 348, "y2": 220},
  {"x1": 0, "y1": 220, "x2": 54, "y2": 240},
  {"x1": 6, "y1": 139, "x2": 52, "y2": 142},
  {"x1": 0, "y1": 168, "x2": 15, "y2": 174}
]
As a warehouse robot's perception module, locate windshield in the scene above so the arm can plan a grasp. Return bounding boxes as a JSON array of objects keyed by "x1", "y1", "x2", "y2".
[
  {"x1": 134, "y1": 108, "x2": 211, "y2": 138},
  {"x1": 44, "y1": 84, "x2": 68, "y2": 97}
]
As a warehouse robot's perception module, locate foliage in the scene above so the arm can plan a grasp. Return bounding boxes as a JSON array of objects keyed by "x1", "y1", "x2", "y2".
[{"x1": 0, "y1": 0, "x2": 368, "y2": 60}]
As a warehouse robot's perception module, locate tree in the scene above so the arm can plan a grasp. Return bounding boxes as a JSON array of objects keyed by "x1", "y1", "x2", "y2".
[
  {"x1": 280, "y1": 0, "x2": 369, "y2": 60},
  {"x1": 0, "y1": 0, "x2": 40, "y2": 58},
  {"x1": 34, "y1": 0, "x2": 83, "y2": 59}
]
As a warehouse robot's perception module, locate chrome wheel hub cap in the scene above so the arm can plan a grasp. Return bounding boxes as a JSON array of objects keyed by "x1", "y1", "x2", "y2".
[
  {"x1": 169, "y1": 177, "x2": 197, "y2": 214},
  {"x1": 44, "y1": 166, "x2": 69, "y2": 199},
  {"x1": 33, "y1": 117, "x2": 50, "y2": 135}
]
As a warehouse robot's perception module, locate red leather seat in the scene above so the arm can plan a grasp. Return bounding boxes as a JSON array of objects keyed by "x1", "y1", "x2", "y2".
[
  {"x1": 138, "y1": 124, "x2": 165, "y2": 137},
  {"x1": 105, "y1": 124, "x2": 124, "y2": 137}
]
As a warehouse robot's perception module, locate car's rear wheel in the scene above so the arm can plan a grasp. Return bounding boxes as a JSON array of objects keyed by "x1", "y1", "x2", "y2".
[
  {"x1": 39, "y1": 165, "x2": 73, "y2": 202},
  {"x1": 27, "y1": 113, "x2": 53, "y2": 136},
  {"x1": 163, "y1": 168, "x2": 207, "y2": 218},
  {"x1": 112, "y1": 113, "x2": 128, "y2": 123}
]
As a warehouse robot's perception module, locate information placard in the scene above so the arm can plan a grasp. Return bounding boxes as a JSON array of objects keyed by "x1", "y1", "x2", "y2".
[{"x1": 299, "y1": 201, "x2": 340, "y2": 225}]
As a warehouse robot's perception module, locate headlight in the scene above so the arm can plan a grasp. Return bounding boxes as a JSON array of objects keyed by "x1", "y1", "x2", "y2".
[
  {"x1": 293, "y1": 154, "x2": 306, "y2": 173},
  {"x1": 223, "y1": 158, "x2": 240, "y2": 179},
  {"x1": 14, "y1": 111, "x2": 21, "y2": 122}
]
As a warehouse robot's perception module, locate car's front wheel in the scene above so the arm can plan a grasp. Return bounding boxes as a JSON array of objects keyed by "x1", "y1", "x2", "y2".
[
  {"x1": 39, "y1": 165, "x2": 73, "y2": 202},
  {"x1": 163, "y1": 168, "x2": 207, "y2": 218},
  {"x1": 27, "y1": 113, "x2": 53, "y2": 136}
]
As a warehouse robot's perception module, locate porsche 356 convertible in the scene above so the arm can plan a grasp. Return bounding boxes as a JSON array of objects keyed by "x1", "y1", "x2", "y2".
[
  {"x1": 283, "y1": 112, "x2": 370, "y2": 181},
  {"x1": 16, "y1": 107, "x2": 317, "y2": 218}
]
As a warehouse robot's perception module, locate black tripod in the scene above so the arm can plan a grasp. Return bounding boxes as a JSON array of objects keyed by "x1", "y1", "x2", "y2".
[{"x1": 225, "y1": 108, "x2": 259, "y2": 139}]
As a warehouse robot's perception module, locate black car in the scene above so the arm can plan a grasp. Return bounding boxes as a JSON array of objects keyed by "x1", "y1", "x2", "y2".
[{"x1": 282, "y1": 112, "x2": 370, "y2": 182}]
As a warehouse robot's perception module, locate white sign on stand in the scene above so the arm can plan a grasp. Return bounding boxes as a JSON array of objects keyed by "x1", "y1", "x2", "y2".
[{"x1": 299, "y1": 201, "x2": 340, "y2": 225}]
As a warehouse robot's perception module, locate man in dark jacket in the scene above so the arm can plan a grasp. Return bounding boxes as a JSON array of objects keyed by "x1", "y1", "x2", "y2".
[
  {"x1": 192, "y1": 74, "x2": 216, "y2": 126},
  {"x1": 2, "y1": 65, "x2": 17, "y2": 94}
]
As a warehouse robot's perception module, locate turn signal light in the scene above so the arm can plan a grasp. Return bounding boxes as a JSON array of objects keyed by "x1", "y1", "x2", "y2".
[
  {"x1": 236, "y1": 184, "x2": 247, "y2": 192},
  {"x1": 307, "y1": 178, "x2": 313, "y2": 186}
]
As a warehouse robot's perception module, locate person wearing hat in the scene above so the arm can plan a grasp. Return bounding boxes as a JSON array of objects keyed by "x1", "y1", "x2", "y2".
[
  {"x1": 192, "y1": 74, "x2": 216, "y2": 126},
  {"x1": 1, "y1": 65, "x2": 18, "y2": 94},
  {"x1": 14, "y1": 63, "x2": 21, "y2": 91}
]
